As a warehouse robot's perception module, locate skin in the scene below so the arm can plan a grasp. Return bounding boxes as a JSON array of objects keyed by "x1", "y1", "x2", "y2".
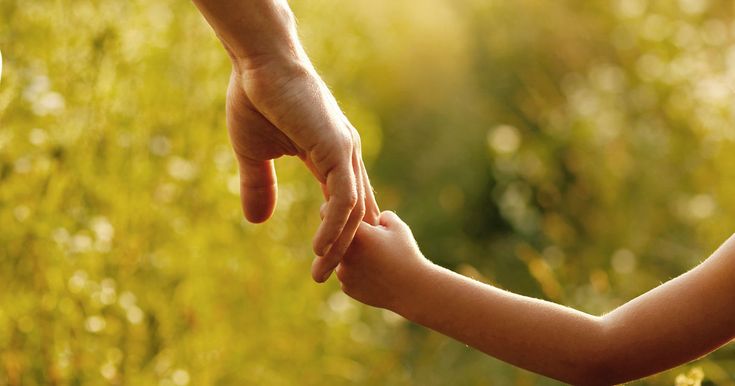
[
  {"x1": 191, "y1": 0, "x2": 379, "y2": 282},
  {"x1": 336, "y1": 211, "x2": 735, "y2": 385}
]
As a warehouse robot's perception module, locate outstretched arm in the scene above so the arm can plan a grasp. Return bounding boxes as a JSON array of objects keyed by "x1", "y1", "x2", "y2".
[
  {"x1": 337, "y1": 212, "x2": 735, "y2": 385},
  {"x1": 192, "y1": 0, "x2": 380, "y2": 282}
]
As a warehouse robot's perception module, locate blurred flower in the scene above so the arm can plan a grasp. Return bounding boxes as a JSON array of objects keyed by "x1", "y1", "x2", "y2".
[
  {"x1": 487, "y1": 125, "x2": 521, "y2": 155},
  {"x1": 498, "y1": 182, "x2": 537, "y2": 233},
  {"x1": 33, "y1": 92, "x2": 65, "y2": 116},
  {"x1": 321, "y1": 292, "x2": 358, "y2": 324},
  {"x1": 98, "y1": 278, "x2": 117, "y2": 305},
  {"x1": 678, "y1": 0, "x2": 709, "y2": 15},
  {"x1": 675, "y1": 367, "x2": 704, "y2": 386},
  {"x1": 68, "y1": 270, "x2": 88, "y2": 294},
  {"x1": 171, "y1": 369, "x2": 190, "y2": 386},
  {"x1": 84, "y1": 315, "x2": 106, "y2": 333},
  {"x1": 13, "y1": 205, "x2": 30, "y2": 222},
  {"x1": 71, "y1": 233, "x2": 93, "y2": 253},
  {"x1": 28, "y1": 128, "x2": 47, "y2": 146},
  {"x1": 611, "y1": 249, "x2": 637, "y2": 274},
  {"x1": 52, "y1": 227, "x2": 71, "y2": 246},
  {"x1": 100, "y1": 362, "x2": 117, "y2": 380},
  {"x1": 117, "y1": 132, "x2": 133, "y2": 148},
  {"x1": 616, "y1": 0, "x2": 647, "y2": 18},
  {"x1": 119, "y1": 291, "x2": 144, "y2": 324},
  {"x1": 118, "y1": 291, "x2": 137, "y2": 309},
  {"x1": 167, "y1": 156, "x2": 198, "y2": 181},
  {"x1": 91, "y1": 216, "x2": 115, "y2": 252},
  {"x1": 213, "y1": 146, "x2": 235, "y2": 172},
  {"x1": 695, "y1": 76, "x2": 730, "y2": 106},
  {"x1": 227, "y1": 174, "x2": 240, "y2": 195},
  {"x1": 14, "y1": 156, "x2": 32, "y2": 174},
  {"x1": 150, "y1": 135, "x2": 172, "y2": 156},
  {"x1": 23, "y1": 74, "x2": 65, "y2": 116},
  {"x1": 126, "y1": 306, "x2": 144, "y2": 324},
  {"x1": 687, "y1": 194, "x2": 716, "y2": 220}
]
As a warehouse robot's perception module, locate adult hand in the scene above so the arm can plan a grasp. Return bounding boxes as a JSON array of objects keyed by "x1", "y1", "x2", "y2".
[
  {"x1": 227, "y1": 60, "x2": 380, "y2": 282},
  {"x1": 192, "y1": 0, "x2": 379, "y2": 282}
]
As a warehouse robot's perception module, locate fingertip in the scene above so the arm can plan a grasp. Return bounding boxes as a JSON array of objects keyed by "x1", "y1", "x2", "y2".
[
  {"x1": 242, "y1": 188, "x2": 277, "y2": 223},
  {"x1": 378, "y1": 210, "x2": 401, "y2": 227},
  {"x1": 313, "y1": 237, "x2": 333, "y2": 258},
  {"x1": 238, "y1": 159, "x2": 278, "y2": 223},
  {"x1": 311, "y1": 257, "x2": 335, "y2": 283},
  {"x1": 319, "y1": 202, "x2": 327, "y2": 221},
  {"x1": 243, "y1": 207, "x2": 274, "y2": 224},
  {"x1": 353, "y1": 220, "x2": 374, "y2": 239}
]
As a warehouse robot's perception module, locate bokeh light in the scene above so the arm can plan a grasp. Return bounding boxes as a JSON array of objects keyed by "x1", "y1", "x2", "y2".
[{"x1": 1, "y1": 0, "x2": 734, "y2": 385}]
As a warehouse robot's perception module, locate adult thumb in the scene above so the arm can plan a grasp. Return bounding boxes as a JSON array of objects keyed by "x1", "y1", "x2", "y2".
[{"x1": 238, "y1": 158, "x2": 277, "y2": 223}]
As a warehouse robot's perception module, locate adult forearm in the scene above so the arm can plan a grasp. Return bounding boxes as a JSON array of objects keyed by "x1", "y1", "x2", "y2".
[
  {"x1": 192, "y1": 0, "x2": 310, "y2": 71},
  {"x1": 395, "y1": 264, "x2": 608, "y2": 385}
]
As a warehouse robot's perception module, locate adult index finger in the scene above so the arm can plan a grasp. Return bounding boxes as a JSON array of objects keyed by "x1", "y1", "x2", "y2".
[
  {"x1": 312, "y1": 162, "x2": 357, "y2": 259},
  {"x1": 312, "y1": 150, "x2": 365, "y2": 282}
]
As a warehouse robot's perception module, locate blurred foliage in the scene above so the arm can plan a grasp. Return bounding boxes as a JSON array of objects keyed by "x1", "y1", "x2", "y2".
[{"x1": 1, "y1": 0, "x2": 734, "y2": 385}]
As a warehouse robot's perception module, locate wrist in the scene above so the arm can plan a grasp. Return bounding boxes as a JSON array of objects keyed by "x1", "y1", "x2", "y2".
[
  {"x1": 234, "y1": 52, "x2": 312, "y2": 78},
  {"x1": 390, "y1": 260, "x2": 443, "y2": 322},
  {"x1": 206, "y1": 2, "x2": 313, "y2": 77}
]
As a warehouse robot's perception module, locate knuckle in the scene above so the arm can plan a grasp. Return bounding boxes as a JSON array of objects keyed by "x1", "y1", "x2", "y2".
[
  {"x1": 338, "y1": 131, "x2": 354, "y2": 151},
  {"x1": 334, "y1": 191, "x2": 358, "y2": 211},
  {"x1": 309, "y1": 143, "x2": 336, "y2": 170},
  {"x1": 351, "y1": 130, "x2": 362, "y2": 147},
  {"x1": 354, "y1": 200, "x2": 366, "y2": 219},
  {"x1": 345, "y1": 189, "x2": 359, "y2": 208}
]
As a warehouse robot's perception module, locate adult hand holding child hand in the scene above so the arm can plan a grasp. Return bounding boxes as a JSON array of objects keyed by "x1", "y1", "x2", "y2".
[
  {"x1": 193, "y1": 0, "x2": 379, "y2": 282},
  {"x1": 321, "y1": 206, "x2": 434, "y2": 314}
]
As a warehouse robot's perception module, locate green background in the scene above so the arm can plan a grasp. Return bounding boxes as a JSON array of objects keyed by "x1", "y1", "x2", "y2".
[{"x1": 1, "y1": 0, "x2": 734, "y2": 384}]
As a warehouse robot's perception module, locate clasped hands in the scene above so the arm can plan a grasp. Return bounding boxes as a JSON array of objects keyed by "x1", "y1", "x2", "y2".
[
  {"x1": 226, "y1": 58, "x2": 382, "y2": 283},
  {"x1": 192, "y1": 0, "x2": 404, "y2": 286}
]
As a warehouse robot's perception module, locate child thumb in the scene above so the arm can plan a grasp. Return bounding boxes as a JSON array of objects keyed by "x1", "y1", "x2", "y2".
[{"x1": 378, "y1": 210, "x2": 405, "y2": 229}]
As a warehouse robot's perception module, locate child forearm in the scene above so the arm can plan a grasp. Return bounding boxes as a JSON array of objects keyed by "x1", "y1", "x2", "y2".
[
  {"x1": 394, "y1": 264, "x2": 608, "y2": 385},
  {"x1": 338, "y1": 215, "x2": 735, "y2": 384},
  {"x1": 392, "y1": 234, "x2": 735, "y2": 385},
  {"x1": 597, "y1": 234, "x2": 735, "y2": 381}
]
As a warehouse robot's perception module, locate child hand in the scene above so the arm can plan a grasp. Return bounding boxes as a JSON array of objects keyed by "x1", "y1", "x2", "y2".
[{"x1": 332, "y1": 210, "x2": 434, "y2": 312}]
